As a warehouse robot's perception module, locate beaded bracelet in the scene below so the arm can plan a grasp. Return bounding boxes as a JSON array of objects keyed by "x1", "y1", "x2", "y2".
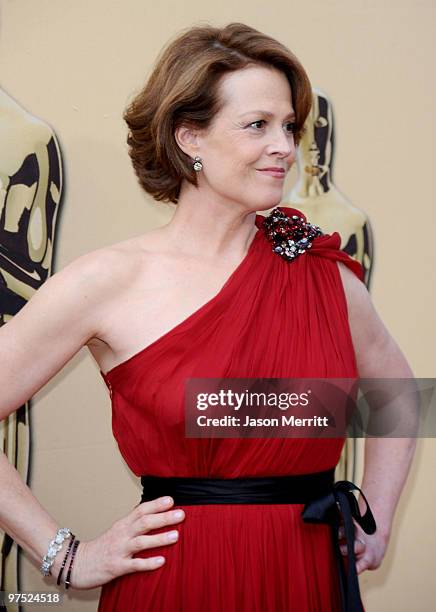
[
  {"x1": 64, "y1": 539, "x2": 80, "y2": 590},
  {"x1": 57, "y1": 534, "x2": 76, "y2": 586},
  {"x1": 40, "y1": 528, "x2": 72, "y2": 577}
]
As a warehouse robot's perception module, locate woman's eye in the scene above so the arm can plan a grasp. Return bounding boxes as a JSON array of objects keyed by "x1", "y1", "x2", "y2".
[
  {"x1": 248, "y1": 120, "x2": 296, "y2": 133},
  {"x1": 248, "y1": 120, "x2": 266, "y2": 130}
]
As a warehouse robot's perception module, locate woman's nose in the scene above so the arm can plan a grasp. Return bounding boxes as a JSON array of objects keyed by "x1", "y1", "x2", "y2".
[{"x1": 269, "y1": 128, "x2": 295, "y2": 158}]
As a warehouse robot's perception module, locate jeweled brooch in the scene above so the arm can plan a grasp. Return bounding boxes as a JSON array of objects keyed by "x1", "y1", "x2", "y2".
[{"x1": 263, "y1": 207, "x2": 324, "y2": 262}]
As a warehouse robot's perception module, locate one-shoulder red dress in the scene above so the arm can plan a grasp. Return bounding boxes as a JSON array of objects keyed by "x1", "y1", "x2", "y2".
[{"x1": 97, "y1": 206, "x2": 365, "y2": 612}]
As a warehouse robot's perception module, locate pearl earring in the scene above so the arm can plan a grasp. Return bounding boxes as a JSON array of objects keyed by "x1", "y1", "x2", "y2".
[{"x1": 193, "y1": 156, "x2": 203, "y2": 172}]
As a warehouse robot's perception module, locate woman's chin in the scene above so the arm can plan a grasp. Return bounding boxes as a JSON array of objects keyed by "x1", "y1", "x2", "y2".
[{"x1": 259, "y1": 192, "x2": 284, "y2": 209}]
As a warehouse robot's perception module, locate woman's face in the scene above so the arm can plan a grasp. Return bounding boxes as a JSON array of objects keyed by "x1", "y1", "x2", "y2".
[{"x1": 195, "y1": 64, "x2": 297, "y2": 211}]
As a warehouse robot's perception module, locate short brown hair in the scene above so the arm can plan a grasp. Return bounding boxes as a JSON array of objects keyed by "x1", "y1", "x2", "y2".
[{"x1": 123, "y1": 22, "x2": 313, "y2": 204}]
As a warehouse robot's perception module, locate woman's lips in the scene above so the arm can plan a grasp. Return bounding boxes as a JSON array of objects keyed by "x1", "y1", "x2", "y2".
[{"x1": 257, "y1": 169, "x2": 286, "y2": 179}]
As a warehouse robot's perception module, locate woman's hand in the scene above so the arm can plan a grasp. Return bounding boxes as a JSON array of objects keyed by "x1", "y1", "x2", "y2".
[
  {"x1": 338, "y1": 522, "x2": 390, "y2": 575},
  {"x1": 63, "y1": 496, "x2": 185, "y2": 590}
]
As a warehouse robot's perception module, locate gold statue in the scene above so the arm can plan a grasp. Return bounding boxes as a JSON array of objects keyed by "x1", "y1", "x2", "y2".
[
  {"x1": 282, "y1": 87, "x2": 375, "y2": 481},
  {"x1": 0, "y1": 87, "x2": 63, "y2": 599}
]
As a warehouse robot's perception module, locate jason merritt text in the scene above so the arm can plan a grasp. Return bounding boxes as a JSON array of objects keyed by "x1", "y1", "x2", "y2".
[{"x1": 196, "y1": 415, "x2": 330, "y2": 427}]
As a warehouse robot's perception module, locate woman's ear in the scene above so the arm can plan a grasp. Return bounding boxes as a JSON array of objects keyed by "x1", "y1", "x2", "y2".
[{"x1": 174, "y1": 124, "x2": 201, "y2": 158}]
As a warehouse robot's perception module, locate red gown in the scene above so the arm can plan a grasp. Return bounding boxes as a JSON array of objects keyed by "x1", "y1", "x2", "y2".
[{"x1": 97, "y1": 206, "x2": 365, "y2": 612}]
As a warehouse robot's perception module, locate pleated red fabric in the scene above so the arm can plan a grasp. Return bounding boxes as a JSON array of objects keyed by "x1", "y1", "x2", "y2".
[{"x1": 97, "y1": 206, "x2": 365, "y2": 612}]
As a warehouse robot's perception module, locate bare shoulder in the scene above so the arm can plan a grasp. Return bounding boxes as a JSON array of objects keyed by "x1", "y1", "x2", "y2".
[
  {"x1": 0, "y1": 228, "x2": 169, "y2": 419},
  {"x1": 66, "y1": 231, "x2": 162, "y2": 304},
  {"x1": 0, "y1": 242, "x2": 127, "y2": 417},
  {"x1": 69, "y1": 233, "x2": 162, "y2": 331},
  {"x1": 336, "y1": 261, "x2": 369, "y2": 309},
  {"x1": 70, "y1": 237, "x2": 143, "y2": 282},
  {"x1": 336, "y1": 261, "x2": 393, "y2": 368},
  {"x1": 336, "y1": 261, "x2": 380, "y2": 340}
]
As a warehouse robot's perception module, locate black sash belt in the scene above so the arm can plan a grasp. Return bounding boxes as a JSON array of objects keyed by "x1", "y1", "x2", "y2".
[{"x1": 140, "y1": 469, "x2": 377, "y2": 612}]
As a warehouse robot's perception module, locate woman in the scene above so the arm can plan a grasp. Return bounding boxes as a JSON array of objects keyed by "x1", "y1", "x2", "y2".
[{"x1": 0, "y1": 22, "x2": 416, "y2": 612}]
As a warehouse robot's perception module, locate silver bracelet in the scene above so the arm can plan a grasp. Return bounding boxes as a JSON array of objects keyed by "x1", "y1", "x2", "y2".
[{"x1": 40, "y1": 528, "x2": 72, "y2": 577}]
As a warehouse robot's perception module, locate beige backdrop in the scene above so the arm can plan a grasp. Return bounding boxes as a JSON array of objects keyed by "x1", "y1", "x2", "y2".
[{"x1": 0, "y1": 1, "x2": 435, "y2": 610}]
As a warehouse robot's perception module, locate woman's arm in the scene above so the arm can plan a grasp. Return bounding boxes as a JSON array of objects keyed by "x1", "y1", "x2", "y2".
[
  {"x1": 337, "y1": 262, "x2": 417, "y2": 570},
  {"x1": 0, "y1": 249, "x2": 113, "y2": 573},
  {"x1": 0, "y1": 250, "x2": 184, "y2": 587}
]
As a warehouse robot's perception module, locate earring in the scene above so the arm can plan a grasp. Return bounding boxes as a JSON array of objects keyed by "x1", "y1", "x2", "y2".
[{"x1": 193, "y1": 156, "x2": 203, "y2": 172}]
